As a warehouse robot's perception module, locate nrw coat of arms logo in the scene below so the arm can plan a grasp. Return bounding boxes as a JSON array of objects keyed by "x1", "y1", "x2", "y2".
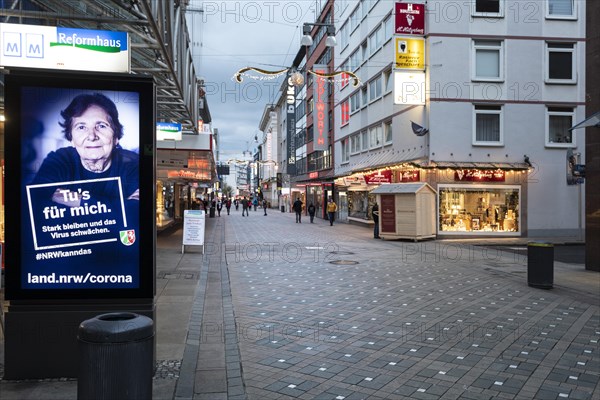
[{"x1": 120, "y1": 230, "x2": 136, "y2": 246}]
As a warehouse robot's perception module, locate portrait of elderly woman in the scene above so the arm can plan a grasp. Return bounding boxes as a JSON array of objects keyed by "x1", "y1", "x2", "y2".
[{"x1": 30, "y1": 92, "x2": 139, "y2": 206}]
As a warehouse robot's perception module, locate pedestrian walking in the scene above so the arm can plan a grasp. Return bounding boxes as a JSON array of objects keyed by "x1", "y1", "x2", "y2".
[
  {"x1": 226, "y1": 198, "x2": 232, "y2": 215},
  {"x1": 234, "y1": 198, "x2": 239, "y2": 211},
  {"x1": 308, "y1": 202, "x2": 316, "y2": 223},
  {"x1": 241, "y1": 196, "x2": 249, "y2": 216},
  {"x1": 372, "y1": 202, "x2": 380, "y2": 238},
  {"x1": 326, "y1": 197, "x2": 337, "y2": 226},
  {"x1": 293, "y1": 197, "x2": 303, "y2": 223},
  {"x1": 216, "y1": 199, "x2": 222, "y2": 216},
  {"x1": 253, "y1": 197, "x2": 258, "y2": 211},
  {"x1": 263, "y1": 199, "x2": 268, "y2": 216}
]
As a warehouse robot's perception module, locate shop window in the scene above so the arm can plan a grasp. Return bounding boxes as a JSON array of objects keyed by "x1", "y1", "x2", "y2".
[
  {"x1": 547, "y1": 0, "x2": 575, "y2": 19},
  {"x1": 473, "y1": 0, "x2": 503, "y2": 16},
  {"x1": 546, "y1": 42, "x2": 576, "y2": 83},
  {"x1": 439, "y1": 185, "x2": 520, "y2": 233},
  {"x1": 546, "y1": 106, "x2": 575, "y2": 147},
  {"x1": 472, "y1": 40, "x2": 503, "y2": 81},
  {"x1": 473, "y1": 104, "x2": 503, "y2": 146}
]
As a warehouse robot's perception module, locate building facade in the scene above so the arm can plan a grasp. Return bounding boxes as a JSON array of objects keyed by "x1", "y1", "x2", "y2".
[{"x1": 332, "y1": 0, "x2": 586, "y2": 237}]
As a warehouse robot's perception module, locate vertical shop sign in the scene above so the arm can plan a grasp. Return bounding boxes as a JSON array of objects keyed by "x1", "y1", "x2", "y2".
[
  {"x1": 395, "y1": 3, "x2": 425, "y2": 35},
  {"x1": 286, "y1": 71, "x2": 296, "y2": 175},
  {"x1": 380, "y1": 194, "x2": 396, "y2": 233},
  {"x1": 313, "y1": 64, "x2": 329, "y2": 151}
]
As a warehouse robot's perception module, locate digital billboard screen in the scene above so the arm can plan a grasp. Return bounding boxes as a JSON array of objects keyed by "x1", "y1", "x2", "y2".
[{"x1": 5, "y1": 69, "x2": 155, "y2": 300}]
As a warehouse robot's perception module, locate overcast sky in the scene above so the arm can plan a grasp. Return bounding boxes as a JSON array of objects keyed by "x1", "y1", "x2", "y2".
[{"x1": 187, "y1": 1, "x2": 321, "y2": 161}]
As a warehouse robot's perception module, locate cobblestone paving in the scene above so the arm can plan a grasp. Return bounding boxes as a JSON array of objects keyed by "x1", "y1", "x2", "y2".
[{"x1": 221, "y1": 212, "x2": 599, "y2": 399}]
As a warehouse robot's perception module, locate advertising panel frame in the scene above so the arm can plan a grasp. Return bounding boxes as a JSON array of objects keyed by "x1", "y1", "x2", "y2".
[{"x1": 5, "y1": 68, "x2": 156, "y2": 301}]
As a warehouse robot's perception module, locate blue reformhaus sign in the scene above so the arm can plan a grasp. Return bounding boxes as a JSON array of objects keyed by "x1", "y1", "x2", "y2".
[{"x1": 0, "y1": 23, "x2": 130, "y2": 72}]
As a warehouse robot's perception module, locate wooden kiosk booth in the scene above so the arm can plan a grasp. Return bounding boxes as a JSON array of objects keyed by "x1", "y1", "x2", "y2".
[{"x1": 371, "y1": 183, "x2": 436, "y2": 241}]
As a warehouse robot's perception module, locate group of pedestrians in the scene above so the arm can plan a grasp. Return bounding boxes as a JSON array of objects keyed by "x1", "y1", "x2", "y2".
[
  {"x1": 239, "y1": 196, "x2": 269, "y2": 217},
  {"x1": 292, "y1": 197, "x2": 338, "y2": 226},
  {"x1": 291, "y1": 196, "x2": 381, "y2": 239}
]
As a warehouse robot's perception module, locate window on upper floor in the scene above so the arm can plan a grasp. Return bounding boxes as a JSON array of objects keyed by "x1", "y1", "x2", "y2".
[
  {"x1": 341, "y1": 100, "x2": 350, "y2": 126},
  {"x1": 369, "y1": 25, "x2": 383, "y2": 56},
  {"x1": 361, "y1": 87, "x2": 368, "y2": 107},
  {"x1": 546, "y1": 42, "x2": 576, "y2": 84},
  {"x1": 351, "y1": 134, "x2": 361, "y2": 154},
  {"x1": 361, "y1": 130, "x2": 369, "y2": 151},
  {"x1": 340, "y1": 22, "x2": 350, "y2": 50},
  {"x1": 369, "y1": 125, "x2": 383, "y2": 149},
  {"x1": 547, "y1": 0, "x2": 576, "y2": 19},
  {"x1": 341, "y1": 138, "x2": 350, "y2": 163},
  {"x1": 473, "y1": 104, "x2": 503, "y2": 146},
  {"x1": 473, "y1": 0, "x2": 503, "y2": 16},
  {"x1": 349, "y1": 6, "x2": 360, "y2": 32},
  {"x1": 384, "y1": 69, "x2": 393, "y2": 94},
  {"x1": 349, "y1": 50, "x2": 361, "y2": 71},
  {"x1": 472, "y1": 40, "x2": 503, "y2": 82},
  {"x1": 369, "y1": 75, "x2": 382, "y2": 102},
  {"x1": 546, "y1": 106, "x2": 575, "y2": 147},
  {"x1": 384, "y1": 15, "x2": 393, "y2": 42},
  {"x1": 384, "y1": 121, "x2": 393, "y2": 144},
  {"x1": 350, "y1": 91, "x2": 361, "y2": 113}
]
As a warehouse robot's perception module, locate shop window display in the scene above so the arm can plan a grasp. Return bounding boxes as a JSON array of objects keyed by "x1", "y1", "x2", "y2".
[
  {"x1": 439, "y1": 186, "x2": 519, "y2": 233},
  {"x1": 348, "y1": 191, "x2": 376, "y2": 219}
]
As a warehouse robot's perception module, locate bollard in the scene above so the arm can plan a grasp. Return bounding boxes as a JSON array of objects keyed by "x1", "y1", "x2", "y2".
[
  {"x1": 78, "y1": 312, "x2": 154, "y2": 400},
  {"x1": 527, "y1": 242, "x2": 554, "y2": 289}
]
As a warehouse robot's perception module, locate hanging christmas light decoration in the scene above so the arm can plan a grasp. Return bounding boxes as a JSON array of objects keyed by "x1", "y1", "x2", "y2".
[{"x1": 233, "y1": 66, "x2": 360, "y2": 87}]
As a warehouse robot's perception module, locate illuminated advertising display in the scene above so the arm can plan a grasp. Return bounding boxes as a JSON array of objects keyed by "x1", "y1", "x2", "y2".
[
  {"x1": 394, "y1": 37, "x2": 425, "y2": 70},
  {"x1": 0, "y1": 23, "x2": 130, "y2": 72},
  {"x1": 313, "y1": 64, "x2": 329, "y2": 151},
  {"x1": 5, "y1": 69, "x2": 155, "y2": 300},
  {"x1": 393, "y1": 71, "x2": 426, "y2": 105},
  {"x1": 395, "y1": 3, "x2": 425, "y2": 36}
]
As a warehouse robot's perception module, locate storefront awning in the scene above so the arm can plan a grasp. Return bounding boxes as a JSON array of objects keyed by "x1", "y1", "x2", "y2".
[{"x1": 414, "y1": 161, "x2": 531, "y2": 171}]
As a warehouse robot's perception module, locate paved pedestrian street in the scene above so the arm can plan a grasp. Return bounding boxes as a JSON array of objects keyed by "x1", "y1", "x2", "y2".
[
  {"x1": 0, "y1": 211, "x2": 598, "y2": 400},
  {"x1": 221, "y1": 212, "x2": 599, "y2": 399}
]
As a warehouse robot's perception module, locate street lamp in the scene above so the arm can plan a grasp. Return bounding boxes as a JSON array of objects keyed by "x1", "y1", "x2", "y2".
[{"x1": 301, "y1": 22, "x2": 337, "y2": 47}]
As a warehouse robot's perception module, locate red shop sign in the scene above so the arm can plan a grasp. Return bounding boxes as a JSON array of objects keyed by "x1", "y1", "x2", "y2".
[
  {"x1": 395, "y1": 3, "x2": 425, "y2": 36},
  {"x1": 454, "y1": 169, "x2": 505, "y2": 182},
  {"x1": 364, "y1": 170, "x2": 393, "y2": 184},
  {"x1": 398, "y1": 170, "x2": 420, "y2": 182}
]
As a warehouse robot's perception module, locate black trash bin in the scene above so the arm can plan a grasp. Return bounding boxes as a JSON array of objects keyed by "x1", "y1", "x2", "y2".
[
  {"x1": 281, "y1": 206, "x2": 285, "y2": 213},
  {"x1": 209, "y1": 206, "x2": 216, "y2": 218},
  {"x1": 527, "y1": 242, "x2": 554, "y2": 289},
  {"x1": 78, "y1": 312, "x2": 154, "y2": 400}
]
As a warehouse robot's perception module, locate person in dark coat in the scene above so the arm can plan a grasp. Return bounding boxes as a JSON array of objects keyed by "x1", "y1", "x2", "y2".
[
  {"x1": 372, "y1": 202, "x2": 380, "y2": 239},
  {"x1": 293, "y1": 197, "x2": 303, "y2": 223},
  {"x1": 308, "y1": 202, "x2": 316, "y2": 223}
]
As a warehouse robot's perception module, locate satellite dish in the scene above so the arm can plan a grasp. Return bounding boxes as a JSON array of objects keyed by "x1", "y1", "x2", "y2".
[{"x1": 411, "y1": 121, "x2": 429, "y2": 136}]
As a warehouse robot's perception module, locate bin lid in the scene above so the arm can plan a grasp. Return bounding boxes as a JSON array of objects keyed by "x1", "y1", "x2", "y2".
[
  {"x1": 78, "y1": 312, "x2": 154, "y2": 343},
  {"x1": 527, "y1": 242, "x2": 554, "y2": 247}
]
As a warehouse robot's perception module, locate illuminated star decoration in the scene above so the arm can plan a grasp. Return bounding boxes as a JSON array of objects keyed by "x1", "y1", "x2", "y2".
[{"x1": 233, "y1": 67, "x2": 361, "y2": 87}]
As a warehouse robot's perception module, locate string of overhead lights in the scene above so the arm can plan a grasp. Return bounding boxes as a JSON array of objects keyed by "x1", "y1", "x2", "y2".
[{"x1": 233, "y1": 66, "x2": 361, "y2": 87}]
